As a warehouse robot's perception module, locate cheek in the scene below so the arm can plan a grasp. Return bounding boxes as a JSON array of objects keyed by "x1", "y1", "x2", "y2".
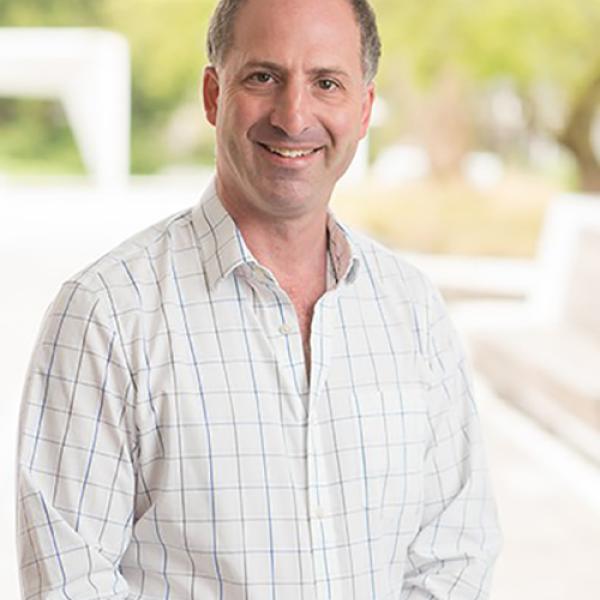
[
  {"x1": 217, "y1": 105, "x2": 250, "y2": 159},
  {"x1": 326, "y1": 106, "x2": 365, "y2": 144},
  {"x1": 220, "y1": 92, "x2": 265, "y2": 130}
]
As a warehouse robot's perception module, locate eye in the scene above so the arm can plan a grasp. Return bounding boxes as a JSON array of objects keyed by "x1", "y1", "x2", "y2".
[
  {"x1": 317, "y1": 79, "x2": 339, "y2": 91},
  {"x1": 248, "y1": 72, "x2": 275, "y2": 85}
]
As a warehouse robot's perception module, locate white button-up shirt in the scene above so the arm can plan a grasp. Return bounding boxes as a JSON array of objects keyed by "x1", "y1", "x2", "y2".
[{"x1": 17, "y1": 181, "x2": 501, "y2": 599}]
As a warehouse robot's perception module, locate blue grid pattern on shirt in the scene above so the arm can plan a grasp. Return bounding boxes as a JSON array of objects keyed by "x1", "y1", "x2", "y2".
[{"x1": 17, "y1": 181, "x2": 501, "y2": 600}]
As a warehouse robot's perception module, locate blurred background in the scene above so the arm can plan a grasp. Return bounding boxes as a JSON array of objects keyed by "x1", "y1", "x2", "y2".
[{"x1": 1, "y1": 0, "x2": 599, "y2": 598}]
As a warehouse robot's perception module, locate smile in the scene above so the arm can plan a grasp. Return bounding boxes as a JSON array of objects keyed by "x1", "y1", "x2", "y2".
[{"x1": 258, "y1": 143, "x2": 322, "y2": 158}]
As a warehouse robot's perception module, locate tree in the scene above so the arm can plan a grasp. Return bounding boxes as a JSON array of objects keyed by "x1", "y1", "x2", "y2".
[
  {"x1": 373, "y1": 0, "x2": 600, "y2": 191},
  {"x1": 3, "y1": 0, "x2": 600, "y2": 185}
]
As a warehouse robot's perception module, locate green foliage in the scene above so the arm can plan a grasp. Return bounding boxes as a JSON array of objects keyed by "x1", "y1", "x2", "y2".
[
  {"x1": 105, "y1": 1, "x2": 215, "y2": 173},
  {"x1": 0, "y1": 99, "x2": 84, "y2": 174},
  {"x1": 0, "y1": 0, "x2": 101, "y2": 26},
  {"x1": 2, "y1": 0, "x2": 600, "y2": 177},
  {"x1": 374, "y1": 0, "x2": 600, "y2": 96},
  {"x1": 103, "y1": 0, "x2": 212, "y2": 115},
  {"x1": 372, "y1": 0, "x2": 600, "y2": 189},
  {"x1": 0, "y1": 0, "x2": 215, "y2": 175}
]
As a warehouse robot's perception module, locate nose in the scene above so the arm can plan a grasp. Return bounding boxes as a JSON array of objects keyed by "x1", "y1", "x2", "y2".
[{"x1": 269, "y1": 80, "x2": 312, "y2": 138}]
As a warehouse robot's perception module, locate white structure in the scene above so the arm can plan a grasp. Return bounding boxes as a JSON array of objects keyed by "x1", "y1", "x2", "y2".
[
  {"x1": 532, "y1": 193, "x2": 600, "y2": 322},
  {"x1": 0, "y1": 28, "x2": 130, "y2": 186}
]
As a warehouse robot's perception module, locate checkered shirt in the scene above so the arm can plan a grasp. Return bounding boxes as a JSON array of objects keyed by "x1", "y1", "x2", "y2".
[{"x1": 17, "y1": 180, "x2": 501, "y2": 599}]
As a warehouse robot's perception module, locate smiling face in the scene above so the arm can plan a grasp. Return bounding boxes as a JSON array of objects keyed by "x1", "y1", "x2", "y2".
[{"x1": 203, "y1": 0, "x2": 375, "y2": 224}]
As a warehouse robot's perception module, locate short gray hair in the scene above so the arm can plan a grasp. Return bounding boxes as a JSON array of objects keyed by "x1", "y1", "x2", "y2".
[{"x1": 206, "y1": 0, "x2": 382, "y2": 83}]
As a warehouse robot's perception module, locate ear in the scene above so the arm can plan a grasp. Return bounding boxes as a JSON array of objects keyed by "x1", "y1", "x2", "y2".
[
  {"x1": 203, "y1": 66, "x2": 220, "y2": 126},
  {"x1": 358, "y1": 82, "x2": 375, "y2": 139}
]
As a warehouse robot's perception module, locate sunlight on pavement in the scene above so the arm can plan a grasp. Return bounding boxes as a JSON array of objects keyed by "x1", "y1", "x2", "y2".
[{"x1": 472, "y1": 375, "x2": 600, "y2": 600}]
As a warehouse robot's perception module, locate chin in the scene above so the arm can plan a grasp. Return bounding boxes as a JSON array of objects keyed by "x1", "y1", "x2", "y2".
[{"x1": 264, "y1": 180, "x2": 318, "y2": 205}]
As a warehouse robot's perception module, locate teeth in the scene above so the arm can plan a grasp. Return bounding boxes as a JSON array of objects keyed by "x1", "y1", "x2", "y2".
[{"x1": 266, "y1": 146, "x2": 315, "y2": 158}]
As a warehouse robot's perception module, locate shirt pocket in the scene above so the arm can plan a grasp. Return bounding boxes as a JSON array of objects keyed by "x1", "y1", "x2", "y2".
[{"x1": 360, "y1": 385, "x2": 427, "y2": 517}]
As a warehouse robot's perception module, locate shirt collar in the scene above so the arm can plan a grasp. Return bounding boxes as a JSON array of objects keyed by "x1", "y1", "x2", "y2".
[
  {"x1": 191, "y1": 177, "x2": 361, "y2": 290},
  {"x1": 326, "y1": 212, "x2": 360, "y2": 285}
]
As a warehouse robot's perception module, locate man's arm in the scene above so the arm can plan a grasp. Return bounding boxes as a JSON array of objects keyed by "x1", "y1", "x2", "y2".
[
  {"x1": 401, "y1": 287, "x2": 502, "y2": 599},
  {"x1": 17, "y1": 280, "x2": 136, "y2": 599}
]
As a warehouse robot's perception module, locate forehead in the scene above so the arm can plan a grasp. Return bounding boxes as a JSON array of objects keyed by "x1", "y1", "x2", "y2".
[{"x1": 228, "y1": 0, "x2": 362, "y2": 73}]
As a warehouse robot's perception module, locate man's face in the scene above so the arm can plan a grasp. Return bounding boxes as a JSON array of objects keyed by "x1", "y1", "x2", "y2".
[{"x1": 203, "y1": 0, "x2": 375, "y2": 223}]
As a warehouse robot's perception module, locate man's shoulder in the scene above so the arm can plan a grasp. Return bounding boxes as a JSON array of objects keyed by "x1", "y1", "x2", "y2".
[
  {"x1": 63, "y1": 206, "x2": 196, "y2": 297},
  {"x1": 345, "y1": 225, "x2": 439, "y2": 306}
]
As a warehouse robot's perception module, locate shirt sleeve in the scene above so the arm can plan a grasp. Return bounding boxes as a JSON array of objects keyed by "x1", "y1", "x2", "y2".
[
  {"x1": 16, "y1": 279, "x2": 136, "y2": 599},
  {"x1": 401, "y1": 286, "x2": 502, "y2": 599}
]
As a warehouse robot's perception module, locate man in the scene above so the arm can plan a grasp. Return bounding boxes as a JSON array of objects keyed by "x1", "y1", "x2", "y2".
[{"x1": 17, "y1": 0, "x2": 501, "y2": 597}]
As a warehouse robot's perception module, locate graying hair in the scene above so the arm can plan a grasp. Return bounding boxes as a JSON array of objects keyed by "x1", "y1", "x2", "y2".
[{"x1": 206, "y1": 0, "x2": 382, "y2": 83}]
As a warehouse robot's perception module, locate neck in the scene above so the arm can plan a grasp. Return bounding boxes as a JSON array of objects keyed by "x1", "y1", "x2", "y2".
[
  {"x1": 215, "y1": 178, "x2": 330, "y2": 281},
  {"x1": 242, "y1": 216, "x2": 328, "y2": 279},
  {"x1": 215, "y1": 178, "x2": 331, "y2": 374}
]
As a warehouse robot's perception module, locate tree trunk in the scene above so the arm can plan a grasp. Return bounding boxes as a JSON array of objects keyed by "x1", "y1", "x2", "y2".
[
  {"x1": 419, "y1": 70, "x2": 473, "y2": 179},
  {"x1": 559, "y1": 74, "x2": 600, "y2": 192}
]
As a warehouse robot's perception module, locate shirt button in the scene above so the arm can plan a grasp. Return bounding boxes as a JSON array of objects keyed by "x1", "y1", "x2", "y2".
[
  {"x1": 279, "y1": 322, "x2": 294, "y2": 335},
  {"x1": 311, "y1": 505, "x2": 325, "y2": 519}
]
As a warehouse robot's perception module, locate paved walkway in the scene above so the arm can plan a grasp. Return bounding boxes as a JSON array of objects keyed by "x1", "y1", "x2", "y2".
[{"x1": 473, "y1": 375, "x2": 600, "y2": 599}]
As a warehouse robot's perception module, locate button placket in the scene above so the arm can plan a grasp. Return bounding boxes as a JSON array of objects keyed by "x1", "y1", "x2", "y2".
[{"x1": 307, "y1": 414, "x2": 331, "y2": 600}]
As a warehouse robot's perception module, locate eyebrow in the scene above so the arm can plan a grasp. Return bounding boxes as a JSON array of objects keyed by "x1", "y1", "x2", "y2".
[{"x1": 241, "y1": 60, "x2": 351, "y2": 80}]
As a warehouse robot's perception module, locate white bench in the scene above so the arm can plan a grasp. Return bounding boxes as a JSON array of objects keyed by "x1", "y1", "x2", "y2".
[{"x1": 462, "y1": 195, "x2": 600, "y2": 465}]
